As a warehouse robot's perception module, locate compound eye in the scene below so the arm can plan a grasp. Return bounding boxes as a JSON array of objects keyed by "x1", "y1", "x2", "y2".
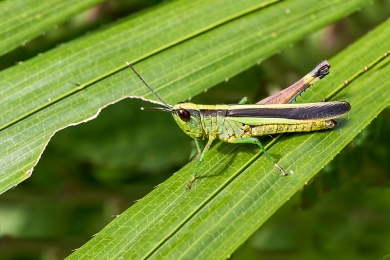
[{"x1": 178, "y1": 108, "x2": 191, "y2": 122}]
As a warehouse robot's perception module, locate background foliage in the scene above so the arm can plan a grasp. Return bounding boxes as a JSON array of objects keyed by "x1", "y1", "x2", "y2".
[{"x1": 0, "y1": 0, "x2": 389, "y2": 259}]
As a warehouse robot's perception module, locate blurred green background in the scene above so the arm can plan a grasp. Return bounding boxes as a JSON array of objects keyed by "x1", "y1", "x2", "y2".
[{"x1": 0, "y1": 0, "x2": 390, "y2": 259}]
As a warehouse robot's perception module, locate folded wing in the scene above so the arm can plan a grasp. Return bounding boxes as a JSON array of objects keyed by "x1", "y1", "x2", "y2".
[{"x1": 226, "y1": 101, "x2": 350, "y2": 125}]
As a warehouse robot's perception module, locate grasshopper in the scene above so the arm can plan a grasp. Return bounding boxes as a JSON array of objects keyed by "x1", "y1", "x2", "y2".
[{"x1": 126, "y1": 61, "x2": 350, "y2": 189}]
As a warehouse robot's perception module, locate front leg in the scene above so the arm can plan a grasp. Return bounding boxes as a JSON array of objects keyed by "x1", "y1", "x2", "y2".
[
  {"x1": 230, "y1": 137, "x2": 288, "y2": 176},
  {"x1": 189, "y1": 139, "x2": 203, "y2": 161},
  {"x1": 186, "y1": 135, "x2": 216, "y2": 189}
]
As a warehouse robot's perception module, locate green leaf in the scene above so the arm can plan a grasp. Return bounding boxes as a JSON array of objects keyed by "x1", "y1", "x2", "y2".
[
  {"x1": 70, "y1": 21, "x2": 389, "y2": 258},
  {"x1": 62, "y1": 2, "x2": 389, "y2": 260},
  {"x1": 0, "y1": 0, "x2": 387, "y2": 258},
  {"x1": 0, "y1": 0, "x2": 371, "y2": 194},
  {"x1": 149, "y1": 47, "x2": 390, "y2": 259},
  {"x1": 0, "y1": 0, "x2": 281, "y2": 192},
  {"x1": 0, "y1": 0, "x2": 104, "y2": 56}
]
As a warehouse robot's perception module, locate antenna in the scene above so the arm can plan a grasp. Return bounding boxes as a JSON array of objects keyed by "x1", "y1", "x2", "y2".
[
  {"x1": 126, "y1": 62, "x2": 172, "y2": 109},
  {"x1": 141, "y1": 107, "x2": 171, "y2": 112}
]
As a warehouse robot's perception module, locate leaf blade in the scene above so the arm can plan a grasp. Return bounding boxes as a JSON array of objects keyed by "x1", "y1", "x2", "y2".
[
  {"x1": 0, "y1": 0, "x2": 279, "y2": 130},
  {"x1": 149, "y1": 22, "x2": 390, "y2": 259},
  {"x1": 0, "y1": 0, "x2": 105, "y2": 56},
  {"x1": 58, "y1": 0, "x2": 380, "y2": 258}
]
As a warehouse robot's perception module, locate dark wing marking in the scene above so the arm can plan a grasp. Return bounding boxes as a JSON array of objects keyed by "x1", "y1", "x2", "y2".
[{"x1": 227, "y1": 101, "x2": 350, "y2": 120}]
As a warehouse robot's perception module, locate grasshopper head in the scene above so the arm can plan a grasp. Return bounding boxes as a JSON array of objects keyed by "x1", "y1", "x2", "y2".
[{"x1": 172, "y1": 102, "x2": 205, "y2": 139}]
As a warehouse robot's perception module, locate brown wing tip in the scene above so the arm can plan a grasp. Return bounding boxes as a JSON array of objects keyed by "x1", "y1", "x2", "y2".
[{"x1": 339, "y1": 101, "x2": 351, "y2": 114}]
